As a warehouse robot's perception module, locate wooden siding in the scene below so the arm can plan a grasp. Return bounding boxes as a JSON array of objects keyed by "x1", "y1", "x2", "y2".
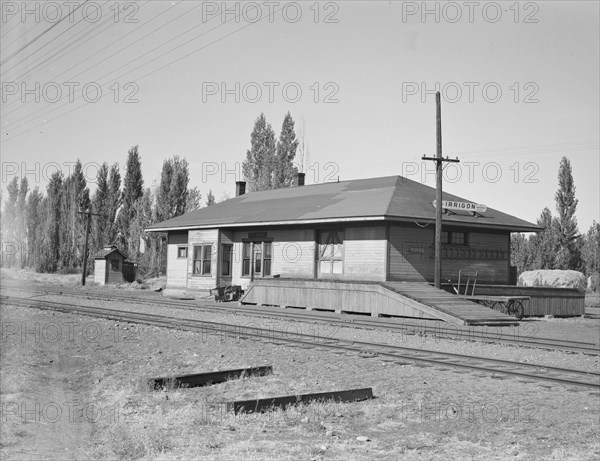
[
  {"x1": 94, "y1": 260, "x2": 106, "y2": 285},
  {"x1": 167, "y1": 244, "x2": 188, "y2": 288},
  {"x1": 389, "y1": 224, "x2": 510, "y2": 284},
  {"x1": 342, "y1": 226, "x2": 386, "y2": 281},
  {"x1": 187, "y1": 229, "x2": 219, "y2": 290}
]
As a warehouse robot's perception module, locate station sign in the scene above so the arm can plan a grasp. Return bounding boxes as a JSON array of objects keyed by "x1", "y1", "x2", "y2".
[{"x1": 432, "y1": 200, "x2": 487, "y2": 213}]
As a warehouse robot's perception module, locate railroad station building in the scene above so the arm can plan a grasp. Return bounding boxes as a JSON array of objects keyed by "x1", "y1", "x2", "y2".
[{"x1": 146, "y1": 174, "x2": 540, "y2": 292}]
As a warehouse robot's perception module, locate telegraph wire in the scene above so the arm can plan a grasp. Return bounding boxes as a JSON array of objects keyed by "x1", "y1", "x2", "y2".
[
  {"x1": 1, "y1": 2, "x2": 147, "y2": 81},
  {"x1": 0, "y1": 0, "x2": 91, "y2": 66},
  {"x1": 1, "y1": 2, "x2": 143, "y2": 114},
  {"x1": 1, "y1": 13, "x2": 31, "y2": 40},
  {"x1": 16, "y1": 0, "x2": 183, "y2": 86},
  {"x1": 3, "y1": 1, "x2": 217, "y2": 123},
  {"x1": 3, "y1": 6, "x2": 285, "y2": 141}
]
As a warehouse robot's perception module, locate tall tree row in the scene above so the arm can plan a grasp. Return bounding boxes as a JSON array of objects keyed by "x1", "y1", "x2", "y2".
[
  {"x1": 1, "y1": 145, "x2": 200, "y2": 278},
  {"x1": 242, "y1": 112, "x2": 299, "y2": 192},
  {"x1": 510, "y1": 156, "x2": 597, "y2": 287}
]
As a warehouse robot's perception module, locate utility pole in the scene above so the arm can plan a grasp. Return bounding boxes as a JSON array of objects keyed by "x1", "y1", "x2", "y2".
[
  {"x1": 422, "y1": 92, "x2": 460, "y2": 289},
  {"x1": 78, "y1": 210, "x2": 103, "y2": 286}
]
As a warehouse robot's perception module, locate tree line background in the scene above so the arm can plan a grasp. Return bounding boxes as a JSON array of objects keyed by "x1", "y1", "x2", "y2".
[
  {"x1": 1, "y1": 111, "x2": 598, "y2": 290},
  {"x1": 0, "y1": 111, "x2": 303, "y2": 279},
  {"x1": 510, "y1": 157, "x2": 599, "y2": 290}
]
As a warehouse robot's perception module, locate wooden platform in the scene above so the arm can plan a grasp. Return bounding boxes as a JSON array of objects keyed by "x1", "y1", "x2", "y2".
[
  {"x1": 381, "y1": 282, "x2": 518, "y2": 325},
  {"x1": 241, "y1": 279, "x2": 517, "y2": 326}
]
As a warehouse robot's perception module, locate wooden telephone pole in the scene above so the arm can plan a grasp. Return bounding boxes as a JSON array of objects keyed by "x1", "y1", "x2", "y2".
[
  {"x1": 422, "y1": 92, "x2": 460, "y2": 289},
  {"x1": 78, "y1": 210, "x2": 103, "y2": 286}
]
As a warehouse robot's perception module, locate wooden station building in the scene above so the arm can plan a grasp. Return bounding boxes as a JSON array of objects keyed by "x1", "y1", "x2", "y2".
[{"x1": 146, "y1": 174, "x2": 585, "y2": 323}]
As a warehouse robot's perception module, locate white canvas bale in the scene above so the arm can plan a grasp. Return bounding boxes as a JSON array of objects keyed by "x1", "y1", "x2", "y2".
[{"x1": 518, "y1": 269, "x2": 586, "y2": 290}]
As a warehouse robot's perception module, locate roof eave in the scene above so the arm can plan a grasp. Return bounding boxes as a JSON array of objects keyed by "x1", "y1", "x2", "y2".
[{"x1": 145, "y1": 215, "x2": 541, "y2": 233}]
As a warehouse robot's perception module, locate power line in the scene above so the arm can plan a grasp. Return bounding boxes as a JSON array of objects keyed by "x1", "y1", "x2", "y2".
[
  {"x1": 11, "y1": 0, "x2": 178, "y2": 85},
  {"x1": 4, "y1": 1, "x2": 216, "y2": 123},
  {"x1": 1, "y1": 2, "x2": 138, "y2": 81},
  {"x1": 3, "y1": 8, "x2": 283, "y2": 140},
  {"x1": 1, "y1": 2, "x2": 141, "y2": 114},
  {"x1": 1, "y1": 13, "x2": 30, "y2": 40},
  {"x1": 0, "y1": 0, "x2": 91, "y2": 66}
]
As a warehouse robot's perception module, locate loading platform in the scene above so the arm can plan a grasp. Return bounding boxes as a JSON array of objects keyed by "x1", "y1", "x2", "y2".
[{"x1": 241, "y1": 278, "x2": 518, "y2": 326}]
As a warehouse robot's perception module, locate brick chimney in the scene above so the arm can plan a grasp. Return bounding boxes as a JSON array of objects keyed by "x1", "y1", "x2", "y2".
[
  {"x1": 295, "y1": 172, "x2": 305, "y2": 187},
  {"x1": 235, "y1": 181, "x2": 246, "y2": 197}
]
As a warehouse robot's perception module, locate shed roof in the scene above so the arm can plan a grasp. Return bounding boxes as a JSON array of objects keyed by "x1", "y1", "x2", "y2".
[
  {"x1": 93, "y1": 245, "x2": 128, "y2": 260},
  {"x1": 146, "y1": 175, "x2": 541, "y2": 233}
]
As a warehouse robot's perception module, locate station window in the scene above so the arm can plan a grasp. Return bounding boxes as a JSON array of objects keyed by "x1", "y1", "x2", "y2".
[
  {"x1": 241, "y1": 242, "x2": 272, "y2": 277},
  {"x1": 193, "y1": 245, "x2": 212, "y2": 275},
  {"x1": 440, "y1": 231, "x2": 468, "y2": 245},
  {"x1": 177, "y1": 246, "x2": 188, "y2": 258},
  {"x1": 221, "y1": 244, "x2": 233, "y2": 276},
  {"x1": 318, "y1": 230, "x2": 344, "y2": 275}
]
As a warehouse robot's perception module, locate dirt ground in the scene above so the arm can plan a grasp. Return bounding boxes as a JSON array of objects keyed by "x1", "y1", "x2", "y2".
[{"x1": 1, "y1": 277, "x2": 599, "y2": 460}]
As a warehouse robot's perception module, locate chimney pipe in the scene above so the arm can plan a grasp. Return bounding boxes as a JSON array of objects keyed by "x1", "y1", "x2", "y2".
[
  {"x1": 295, "y1": 172, "x2": 305, "y2": 187},
  {"x1": 235, "y1": 181, "x2": 246, "y2": 197}
]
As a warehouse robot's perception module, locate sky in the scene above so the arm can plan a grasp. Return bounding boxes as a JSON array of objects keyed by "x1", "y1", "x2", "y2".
[{"x1": 1, "y1": 0, "x2": 598, "y2": 231}]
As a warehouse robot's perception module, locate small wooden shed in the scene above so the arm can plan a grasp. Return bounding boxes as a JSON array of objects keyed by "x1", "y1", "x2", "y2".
[{"x1": 93, "y1": 245, "x2": 136, "y2": 285}]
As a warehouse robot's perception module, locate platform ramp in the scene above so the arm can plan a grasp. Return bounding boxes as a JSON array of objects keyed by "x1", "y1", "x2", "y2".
[
  {"x1": 241, "y1": 279, "x2": 517, "y2": 326},
  {"x1": 381, "y1": 282, "x2": 517, "y2": 325}
]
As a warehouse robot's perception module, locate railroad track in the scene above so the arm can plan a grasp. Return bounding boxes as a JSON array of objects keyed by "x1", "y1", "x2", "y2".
[
  {"x1": 2, "y1": 295, "x2": 599, "y2": 391},
  {"x1": 2, "y1": 285, "x2": 599, "y2": 355}
]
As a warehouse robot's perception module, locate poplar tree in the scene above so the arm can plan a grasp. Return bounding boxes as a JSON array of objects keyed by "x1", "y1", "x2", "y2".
[
  {"x1": 59, "y1": 160, "x2": 90, "y2": 271},
  {"x1": 2, "y1": 178, "x2": 19, "y2": 267},
  {"x1": 273, "y1": 111, "x2": 299, "y2": 188},
  {"x1": 16, "y1": 178, "x2": 29, "y2": 266},
  {"x1": 25, "y1": 187, "x2": 43, "y2": 268},
  {"x1": 206, "y1": 190, "x2": 215, "y2": 206},
  {"x1": 106, "y1": 163, "x2": 122, "y2": 244},
  {"x1": 156, "y1": 156, "x2": 189, "y2": 222},
  {"x1": 91, "y1": 162, "x2": 121, "y2": 252},
  {"x1": 554, "y1": 156, "x2": 580, "y2": 270},
  {"x1": 185, "y1": 187, "x2": 202, "y2": 213},
  {"x1": 530, "y1": 207, "x2": 557, "y2": 269},
  {"x1": 91, "y1": 163, "x2": 109, "y2": 251},
  {"x1": 242, "y1": 113, "x2": 276, "y2": 192},
  {"x1": 36, "y1": 172, "x2": 62, "y2": 272},
  {"x1": 117, "y1": 146, "x2": 144, "y2": 253}
]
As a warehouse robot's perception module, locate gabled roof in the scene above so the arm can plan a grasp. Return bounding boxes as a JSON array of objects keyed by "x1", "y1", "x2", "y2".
[
  {"x1": 93, "y1": 245, "x2": 128, "y2": 260},
  {"x1": 146, "y1": 175, "x2": 541, "y2": 233}
]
